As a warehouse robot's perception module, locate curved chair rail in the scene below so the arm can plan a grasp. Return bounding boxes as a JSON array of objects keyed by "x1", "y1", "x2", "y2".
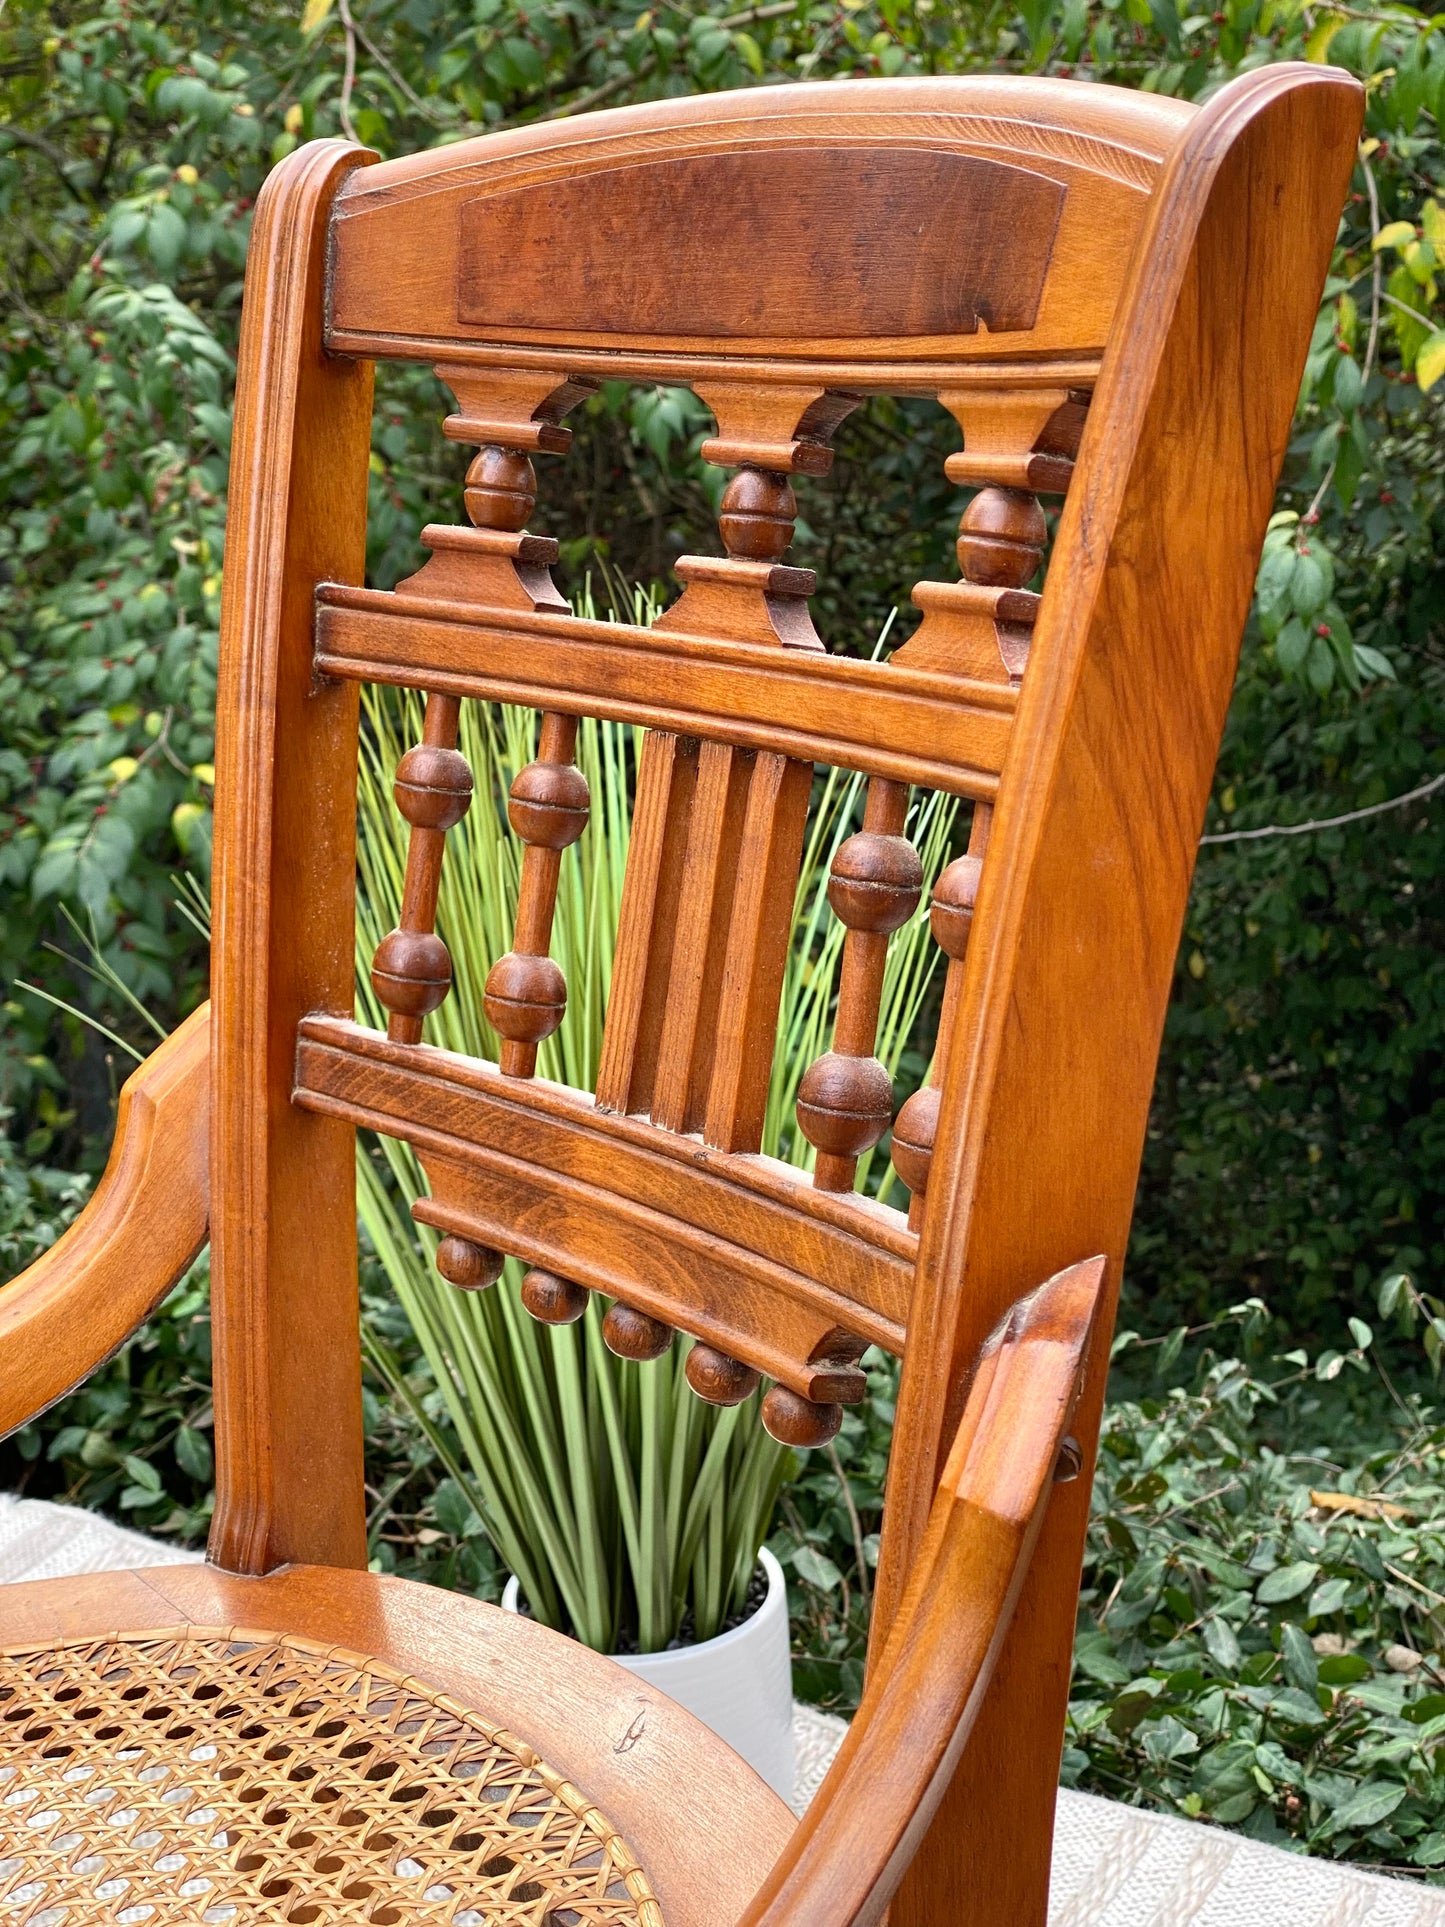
[{"x1": 0, "y1": 1002, "x2": 210, "y2": 1438}]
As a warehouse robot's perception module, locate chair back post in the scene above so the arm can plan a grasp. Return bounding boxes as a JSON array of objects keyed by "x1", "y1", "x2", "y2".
[
  {"x1": 875, "y1": 66, "x2": 1362, "y2": 1927},
  {"x1": 209, "y1": 139, "x2": 376, "y2": 1575}
]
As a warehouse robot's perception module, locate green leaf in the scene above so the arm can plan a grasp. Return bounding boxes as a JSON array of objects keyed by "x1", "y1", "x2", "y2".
[
  {"x1": 1328, "y1": 1780, "x2": 1407, "y2": 1834},
  {"x1": 1257, "y1": 1561, "x2": 1319, "y2": 1604},
  {"x1": 122, "y1": 1452, "x2": 162, "y2": 1493},
  {"x1": 1275, "y1": 615, "x2": 1309, "y2": 675},
  {"x1": 1204, "y1": 1613, "x2": 1242, "y2": 1672},
  {"x1": 1308, "y1": 1576, "x2": 1353, "y2": 1617},
  {"x1": 1280, "y1": 1620, "x2": 1319, "y2": 1691},
  {"x1": 145, "y1": 203, "x2": 188, "y2": 275},
  {"x1": 1417, "y1": 330, "x2": 1445, "y2": 394},
  {"x1": 1290, "y1": 550, "x2": 1328, "y2": 618},
  {"x1": 1333, "y1": 355, "x2": 1363, "y2": 413},
  {"x1": 791, "y1": 1544, "x2": 843, "y2": 1591},
  {"x1": 174, "y1": 1424, "x2": 212, "y2": 1481},
  {"x1": 1373, "y1": 220, "x2": 1418, "y2": 252}
]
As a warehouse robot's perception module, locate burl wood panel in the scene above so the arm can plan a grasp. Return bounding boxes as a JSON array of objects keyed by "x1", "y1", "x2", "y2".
[
  {"x1": 457, "y1": 148, "x2": 1063, "y2": 340},
  {"x1": 327, "y1": 78, "x2": 1194, "y2": 372}
]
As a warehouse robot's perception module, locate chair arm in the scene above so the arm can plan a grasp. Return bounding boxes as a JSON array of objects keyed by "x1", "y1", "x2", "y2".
[
  {"x1": 737, "y1": 1254, "x2": 1106, "y2": 1927},
  {"x1": 0, "y1": 1002, "x2": 210, "y2": 1439}
]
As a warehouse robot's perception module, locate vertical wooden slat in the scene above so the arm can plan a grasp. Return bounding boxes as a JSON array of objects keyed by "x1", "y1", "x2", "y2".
[
  {"x1": 594, "y1": 730, "x2": 698, "y2": 1117},
  {"x1": 704, "y1": 752, "x2": 813, "y2": 1153},
  {"x1": 649, "y1": 742, "x2": 753, "y2": 1134}
]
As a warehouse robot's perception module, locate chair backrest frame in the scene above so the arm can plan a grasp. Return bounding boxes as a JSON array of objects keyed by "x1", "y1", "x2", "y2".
[{"x1": 207, "y1": 66, "x2": 1360, "y2": 1925}]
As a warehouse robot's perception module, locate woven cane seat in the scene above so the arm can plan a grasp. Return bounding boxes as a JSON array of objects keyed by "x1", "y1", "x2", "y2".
[{"x1": 0, "y1": 1626, "x2": 662, "y2": 1927}]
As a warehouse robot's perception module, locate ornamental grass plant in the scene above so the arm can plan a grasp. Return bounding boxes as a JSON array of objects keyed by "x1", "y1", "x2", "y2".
[{"x1": 351, "y1": 597, "x2": 958, "y2": 1657}]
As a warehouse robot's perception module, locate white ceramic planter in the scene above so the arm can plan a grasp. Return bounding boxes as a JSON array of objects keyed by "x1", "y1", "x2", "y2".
[{"x1": 503, "y1": 1546, "x2": 794, "y2": 1801}]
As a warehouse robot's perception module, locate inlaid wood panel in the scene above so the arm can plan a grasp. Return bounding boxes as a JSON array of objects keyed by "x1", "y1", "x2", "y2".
[
  {"x1": 327, "y1": 79, "x2": 1194, "y2": 372},
  {"x1": 456, "y1": 148, "x2": 1064, "y2": 340}
]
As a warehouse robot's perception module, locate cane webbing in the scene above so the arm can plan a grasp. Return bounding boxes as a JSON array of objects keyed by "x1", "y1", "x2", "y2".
[{"x1": 0, "y1": 1625, "x2": 663, "y2": 1927}]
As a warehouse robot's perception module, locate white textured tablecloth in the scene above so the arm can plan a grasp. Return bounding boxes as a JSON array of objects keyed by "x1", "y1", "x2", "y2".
[{"x1": 5, "y1": 1492, "x2": 1444, "y2": 1923}]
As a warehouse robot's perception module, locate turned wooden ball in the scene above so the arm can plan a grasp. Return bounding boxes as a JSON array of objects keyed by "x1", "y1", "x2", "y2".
[
  {"x1": 827, "y1": 831, "x2": 923, "y2": 934},
  {"x1": 508, "y1": 760, "x2": 590, "y2": 849},
  {"x1": 929, "y1": 855, "x2": 983, "y2": 960},
  {"x1": 521, "y1": 1268, "x2": 589, "y2": 1325},
  {"x1": 393, "y1": 744, "x2": 473, "y2": 832},
  {"x1": 483, "y1": 951, "x2": 567, "y2": 1044},
  {"x1": 435, "y1": 1234, "x2": 503, "y2": 1291},
  {"x1": 795, "y1": 1051, "x2": 894, "y2": 1159},
  {"x1": 762, "y1": 1385, "x2": 842, "y2": 1449},
  {"x1": 602, "y1": 1302, "x2": 674, "y2": 1362},
  {"x1": 370, "y1": 928, "x2": 452, "y2": 1019},
  {"x1": 957, "y1": 486, "x2": 1047, "y2": 589},
  {"x1": 464, "y1": 446, "x2": 536, "y2": 532},
  {"x1": 719, "y1": 468, "x2": 797, "y2": 562},
  {"x1": 685, "y1": 1343, "x2": 761, "y2": 1407},
  {"x1": 890, "y1": 1083, "x2": 941, "y2": 1196}
]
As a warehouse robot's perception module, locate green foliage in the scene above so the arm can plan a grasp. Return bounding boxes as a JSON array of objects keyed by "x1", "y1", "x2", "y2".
[
  {"x1": 4, "y1": 0, "x2": 1442, "y2": 1363},
  {"x1": 1068, "y1": 1318, "x2": 1445, "y2": 1875},
  {"x1": 350, "y1": 660, "x2": 955, "y2": 1652}
]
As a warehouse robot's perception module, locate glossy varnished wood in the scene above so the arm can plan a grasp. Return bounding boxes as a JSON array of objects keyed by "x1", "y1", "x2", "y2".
[
  {"x1": 0, "y1": 1562, "x2": 793, "y2": 1927},
  {"x1": 313, "y1": 589, "x2": 1015, "y2": 798},
  {"x1": 877, "y1": 65, "x2": 1363, "y2": 1926},
  {"x1": 208, "y1": 138, "x2": 376, "y2": 1576},
  {"x1": 326, "y1": 80, "x2": 1194, "y2": 370},
  {"x1": 739, "y1": 1258, "x2": 1103, "y2": 1926},
  {"x1": 0, "y1": 67, "x2": 1362, "y2": 1927},
  {"x1": 0, "y1": 1004, "x2": 209, "y2": 1438}
]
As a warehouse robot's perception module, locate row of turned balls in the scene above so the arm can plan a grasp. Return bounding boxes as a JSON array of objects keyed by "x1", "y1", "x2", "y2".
[{"x1": 433, "y1": 1233, "x2": 841, "y2": 1447}]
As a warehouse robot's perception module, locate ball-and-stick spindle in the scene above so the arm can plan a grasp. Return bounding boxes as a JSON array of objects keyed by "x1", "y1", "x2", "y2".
[
  {"x1": 435, "y1": 1234, "x2": 504, "y2": 1292},
  {"x1": 521, "y1": 1267, "x2": 589, "y2": 1325},
  {"x1": 370, "y1": 694, "x2": 474, "y2": 1045},
  {"x1": 890, "y1": 809, "x2": 990, "y2": 1229},
  {"x1": 795, "y1": 779, "x2": 922, "y2": 1193},
  {"x1": 957, "y1": 485, "x2": 1046, "y2": 589},
  {"x1": 484, "y1": 711, "x2": 590, "y2": 1078},
  {"x1": 685, "y1": 1343, "x2": 761, "y2": 1408},
  {"x1": 762, "y1": 1384, "x2": 843, "y2": 1449},
  {"x1": 719, "y1": 467, "x2": 796, "y2": 561},
  {"x1": 602, "y1": 1301, "x2": 674, "y2": 1362}
]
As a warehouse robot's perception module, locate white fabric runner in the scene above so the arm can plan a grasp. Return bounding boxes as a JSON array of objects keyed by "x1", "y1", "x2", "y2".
[{"x1": 4, "y1": 1492, "x2": 1443, "y2": 1922}]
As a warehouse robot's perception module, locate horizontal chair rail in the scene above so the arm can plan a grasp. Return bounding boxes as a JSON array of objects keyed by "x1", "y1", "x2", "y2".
[
  {"x1": 294, "y1": 1017, "x2": 911, "y2": 1391},
  {"x1": 314, "y1": 591, "x2": 1014, "y2": 799}
]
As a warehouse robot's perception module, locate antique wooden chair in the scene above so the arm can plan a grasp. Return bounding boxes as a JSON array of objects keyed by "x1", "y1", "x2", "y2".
[{"x1": 0, "y1": 66, "x2": 1359, "y2": 1927}]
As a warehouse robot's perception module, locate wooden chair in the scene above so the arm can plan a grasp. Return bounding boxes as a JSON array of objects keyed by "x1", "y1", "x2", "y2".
[{"x1": 0, "y1": 66, "x2": 1360, "y2": 1927}]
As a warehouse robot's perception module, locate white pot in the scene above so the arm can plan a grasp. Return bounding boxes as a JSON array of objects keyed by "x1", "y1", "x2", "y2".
[{"x1": 502, "y1": 1546, "x2": 794, "y2": 1801}]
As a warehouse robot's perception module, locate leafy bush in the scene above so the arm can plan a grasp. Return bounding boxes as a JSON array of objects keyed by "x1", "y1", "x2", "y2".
[{"x1": 1069, "y1": 1319, "x2": 1445, "y2": 1875}]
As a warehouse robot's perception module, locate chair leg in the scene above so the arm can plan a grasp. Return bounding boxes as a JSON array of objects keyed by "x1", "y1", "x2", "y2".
[{"x1": 888, "y1": 1392, "x2": 1100, "y2": 1927}]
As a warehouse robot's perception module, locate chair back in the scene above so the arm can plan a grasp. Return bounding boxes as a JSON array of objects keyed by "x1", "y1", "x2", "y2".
[{"x1": 208, "y1": 67, "x2": 1359, "y2": 1915}]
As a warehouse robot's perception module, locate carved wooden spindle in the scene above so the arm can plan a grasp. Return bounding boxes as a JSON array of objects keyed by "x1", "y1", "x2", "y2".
[
  {"x1": 895, "y1": 383, "x2": 1084, "y2": 681},
  {"x1": 435, "y1": 1233, "x2": 504, "y2": 1292},
  {"x1": 370, "y1": 693, "x2": 474, "y2": 1046},
  {"x1": 685, "y1": 1343, "x2": 761, "y2": 1407},
  {"x1": 891, "y1": 806, "x2": 992, "y2": 1229},
  {"x1": 484, "y1": 711, "x2": 590, "y2": 1078},
  {"x1": 520, "y1": 1267, "x2": 589, "y2": 1325},
  {"x1": 762, "y1": 1383, "x2": 843, "y2": 1450},
  {"x1": 796, "y1": 779, "x2": 923, "y2": 1194},
  {"x1": 602, "y1": 1301, "x2": 674, "y2": 1362}
]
